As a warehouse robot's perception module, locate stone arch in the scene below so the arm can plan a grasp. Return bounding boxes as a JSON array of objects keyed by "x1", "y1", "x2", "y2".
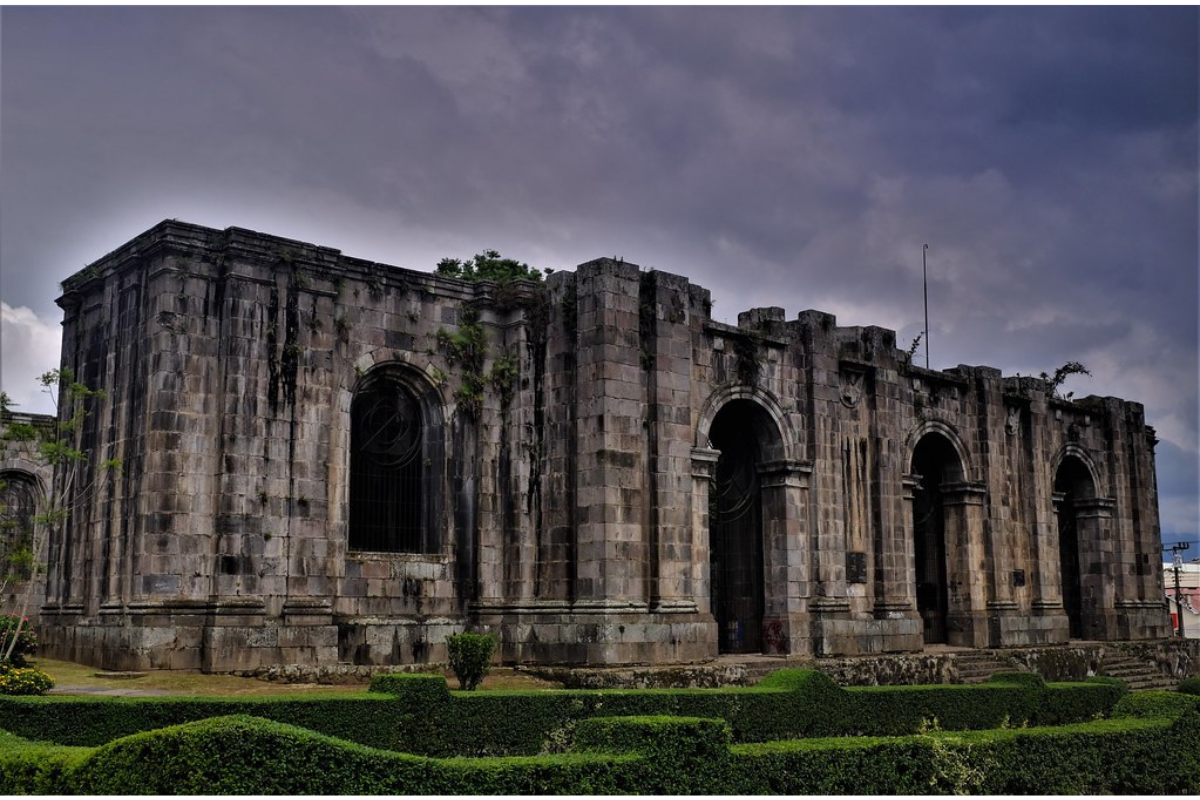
[
  {"x1": 696, "y1": 388, "x2": 801, "y2": 655},
  {"x1": 1050, "y1": 443, "x2": 1103, "y2": 498},
  {"x1": 1052, "y1": 448, "x2": 1104, "y2": 639},
  {"x1": 345, "y1": 360, "x2": 447, "y2": 554},
  {"x1": 905, "y1": 419, "x2": 972, "y2": 483},
  {"x1": 0, "y1": 467, "x2": 43, "y2": 580},
  {"x1": 695, "y1": 385, "x2": 799, "y2": 462}
]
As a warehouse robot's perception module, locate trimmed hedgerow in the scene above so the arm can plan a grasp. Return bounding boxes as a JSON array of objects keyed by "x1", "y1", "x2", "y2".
[
  {"x1": 1, "y1": 668, "x2": 1128, "y2": 757},
  {"x1": 725, "y1": 712, "x2": 1200, "y2": 795},
  {"x1": 4, "y1": 708, "x2": 1198, "y2": 795},
  {"x1": 0, "y1": 729, "x2": 90, "y2": 794},
  {"x1": 65, "y1": 715, "x2": 632, "y2": 796},
  {"x1": 1179, "y1": 676, "x2": 1200, "y2": 696},
  {"x1": 1112, "y1": 689, "x2": 1200, "y2": 721},
  {"x1": 1037, "y1": 676, "x2": 1128, "y2": 725},
  {"x1": 0, "y1": 693, "x2": 407, "y2": 749}
]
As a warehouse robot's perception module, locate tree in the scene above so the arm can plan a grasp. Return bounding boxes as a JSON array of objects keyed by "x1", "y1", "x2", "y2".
[
  {"x1": 1040, "y1": 361, "x2": 1091, "y2": 401},
  {"x1": 434, "y1": 250, "x2": 547, "y2": 284},
  {"x1": 0, "y1": 370, "x2": 119, "y2": 664}
]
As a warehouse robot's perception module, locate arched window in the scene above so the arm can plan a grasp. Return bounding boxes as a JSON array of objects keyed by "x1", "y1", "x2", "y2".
[
  {"x1": 349, "y1": 377, "x2": 433, "y2": 553},
  {"x1": 0, "y1": 471, "x2": 39, "y2": 580}
]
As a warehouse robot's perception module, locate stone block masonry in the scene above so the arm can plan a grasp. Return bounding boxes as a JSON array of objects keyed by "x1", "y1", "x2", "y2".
[{"x1": 33, "y1": 220, "x2": 1169, "y2": 671}]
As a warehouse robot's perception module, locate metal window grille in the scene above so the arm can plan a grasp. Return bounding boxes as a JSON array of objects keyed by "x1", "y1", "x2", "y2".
[{"x1": 349, "y1": 383, "x2": 426, "y2": 553}]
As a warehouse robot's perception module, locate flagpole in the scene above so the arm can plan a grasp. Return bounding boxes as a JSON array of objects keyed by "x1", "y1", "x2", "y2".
[{"x1": 923, "y1": 244, "x2": 930, "y2": 369}]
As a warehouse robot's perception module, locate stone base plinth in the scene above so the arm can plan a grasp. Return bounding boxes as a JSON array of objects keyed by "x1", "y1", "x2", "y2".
[
  {"x1": 812, "y1": 609, "x2": 923, "y2": 657},
  {"x1": 473, "y1": 604, "x2": 717, "y2": 665},
  {"x1": 336, "y1": 616, "x2": 465, "y2": 665}
]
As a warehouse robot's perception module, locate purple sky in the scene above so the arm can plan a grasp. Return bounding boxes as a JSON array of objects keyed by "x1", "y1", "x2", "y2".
[{"x1": 1, "y1": 6, "x2": 1196, "y2": 547}]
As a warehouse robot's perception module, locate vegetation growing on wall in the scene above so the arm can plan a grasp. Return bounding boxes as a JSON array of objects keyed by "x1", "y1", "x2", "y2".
[
  {"x1": 435, "y1": 250, "x2": 546, "y2": 284},
  {"x1": 733, "y1": 332, "x2": 763, "y2": 385},
  {"x1": 435, "y1": 307, "x2": 488, "y2": 419}
]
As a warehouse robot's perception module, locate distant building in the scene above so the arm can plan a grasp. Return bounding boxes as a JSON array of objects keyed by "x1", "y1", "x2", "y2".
[
  {"x1": 1164, "y1": 560, "x2": 1200, "y2": 638},
  {"x1": 21, "y1": 220, "x2": 1170, "y2": 671}
]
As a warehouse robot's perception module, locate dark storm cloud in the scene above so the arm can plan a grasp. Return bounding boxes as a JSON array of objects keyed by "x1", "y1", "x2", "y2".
[{"x1": 1, "y1": 6, "x2": 1196, "y2": 539}]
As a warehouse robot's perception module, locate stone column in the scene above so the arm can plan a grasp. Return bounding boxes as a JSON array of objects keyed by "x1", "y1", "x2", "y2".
[
  {"x1": 690, "y1": 447, "x2": 720, "y2": 616},
  {"x1": 759, "y1": 459, "x2": 812, "y2": 655},
  {"x1": 1076, "y1": 497, "x2": 1118, "y2": 640},
  {"x1": 943, "y1": 481, "x2": 989, "y2": 647}
]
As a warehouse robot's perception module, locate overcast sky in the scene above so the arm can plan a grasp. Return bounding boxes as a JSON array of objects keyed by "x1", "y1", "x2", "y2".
[{"x1": 1, "y1": 6, "x2": 1196, "y2": 547}]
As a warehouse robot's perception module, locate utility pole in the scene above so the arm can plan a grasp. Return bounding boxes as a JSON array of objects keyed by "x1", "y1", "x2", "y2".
[{"x1": 1165, "y1": 542, "x2": 1191, "y2": 637}]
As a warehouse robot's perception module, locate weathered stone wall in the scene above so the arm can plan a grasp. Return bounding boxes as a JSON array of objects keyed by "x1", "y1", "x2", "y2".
[
  {"x1": 37, "y1": 220, "x2": 1170, "y2": 671},
  {"x1": 0, "y1": 414, "x2": 55, "y2": 628}
]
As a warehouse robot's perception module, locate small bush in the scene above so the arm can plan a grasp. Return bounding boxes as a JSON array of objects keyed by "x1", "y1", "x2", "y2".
[
  {"x1": 0, "y1": 616, "x2": 38, "y2": 667},
  {"x1": 987, "y1": 670, "x2": 1046, "y2": 689},
  {"x1": 1178, "y1": 677, "x2": 1200, "y2": 696},
  {"x1": 0, "y1": 662, "x2": 54, "y2": 696},
  {"x1": 1113, "y1": 690, "x2": 1200, "y2": 721},
  {"x1": 446, "y1": 632, "x2": 497, "y2": 691}
]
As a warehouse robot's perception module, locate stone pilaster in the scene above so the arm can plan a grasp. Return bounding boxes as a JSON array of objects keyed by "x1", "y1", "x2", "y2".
[{"x1": 572, "y1": 258, "x2": 647, "y2": 612}]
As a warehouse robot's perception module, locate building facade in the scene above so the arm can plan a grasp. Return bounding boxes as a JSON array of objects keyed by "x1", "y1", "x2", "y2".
[{"x1": 31, "y1": 220, "x2": 1169, "y2": 671}]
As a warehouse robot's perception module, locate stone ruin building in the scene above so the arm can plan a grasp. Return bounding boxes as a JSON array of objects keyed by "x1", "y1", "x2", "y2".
[{"x1": 9, "y1": 220, "x2": 1169, "y2": 671}]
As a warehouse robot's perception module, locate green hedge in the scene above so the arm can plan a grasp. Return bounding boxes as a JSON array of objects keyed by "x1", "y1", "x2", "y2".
[
  {"x1": 726, "y1": 712, "x2": 1200, "y2": 795},
  {"x1": 0, "y1": 694, "x2": 406, "y2": 749},
  {"x1": 1112, "y1": 689, "x2": 1200, "y2": 721},
  {"x1": 4, "y1": 706, "x2": 1197, "y2": 795},
  {"x1": 0, "y1": 669, "x2": 1126, "y2": 757}
]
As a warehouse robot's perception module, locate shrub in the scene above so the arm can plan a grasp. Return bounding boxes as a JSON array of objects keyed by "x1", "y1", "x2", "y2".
[
  {"x1": 5, "y1": 707, "x2": 1198, "y2": 794},
  {"x1": 0, "y1": 668, "x2": 1130, "y2": 756},
  {"x1": 987, "y1": 670, "x2": 1046, "y2": 689},
  {"x1": 1178, "y1": 677, "x2": 1200, "y2": 696},
  {"x1": 0, "y1": 616, "x2": 38, "y2": 667},
  {"x1": 1113, "y1": 690, "x2": 1200, "y2": 721},
  {"x1": 446, "y1": 632, "x2": 497, "y2": 691},
  {"x1": 0, "y1": 662, "x2": 54, "y2": 696}
]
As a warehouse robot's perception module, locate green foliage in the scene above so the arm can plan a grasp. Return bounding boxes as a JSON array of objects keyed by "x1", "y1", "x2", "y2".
[
  {"x1": 1178, "y1": 676, "x2": 1200, "y2": 696},
  {"x1": 0, "y1": 730, "x2": 89, "y2": 793},
  {"x1": 0, "y1": 668, "x2": 1132, "y2": 759},
  {"x1": 1113, "y1": 689, "x2": 1200, "y2": 721},
  {"x1": 987, "y1": 670, "x2": 1046, "y2": 689},
  {"x1": 1041, "y1": 360, "x2": 1091, "y2": 400},
  {"x1": 0, "y1": 693, "x2": 407, "y2": 749},
  {"x1": 0, "y1": 662, "x2": 54, "y2": 695},
  {"x1": 489, "y1": 352, "x2": 520, "y2": 410},
  {"x1": 1037, "y1": 676, "x2": 1127, "y2": 725},
  {"x1": 435, "y1": 250, "x2": 544, "y2": 284},
  {"x1": 368, "y1": 671, "x2": 451, "y2": 701},
  {"x1": 4, "y1": 709, "x2": 1198, "y2": 795},
  {"x1": 1, "y1": 368, "x2": 120, "y2": 664},
  {"x1": 0, "y1": 616, "x2": 38, "y2": 667},
  {"x1": 446, "y1": 632, "x2": 498, "y2": 691},
  {"x1": 435, "y1": 307, "x2": 488, "y2": 419}
]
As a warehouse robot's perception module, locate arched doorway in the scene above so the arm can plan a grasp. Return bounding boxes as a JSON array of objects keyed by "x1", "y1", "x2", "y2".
[
  {"x1": 910, "y1": 433, "x2": 964, "y2": 645},
  {"x1": 708, "y1": 399, "x2": 780, "y2": 654},
  {"x1": 1054, "y1": 456, "x2": 1095, "y2": 639},
  {"x1": 0, "y1": 470, "x2": 40, "y2": 580}
]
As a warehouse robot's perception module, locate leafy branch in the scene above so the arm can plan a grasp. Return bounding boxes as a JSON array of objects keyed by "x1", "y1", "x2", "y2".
[
  {"x1": 1040, "y1": 361, "x2": 1091, "y2": 401},
  {"x1": 1, "y1": 368, "x2": 121, "y2": 664}
]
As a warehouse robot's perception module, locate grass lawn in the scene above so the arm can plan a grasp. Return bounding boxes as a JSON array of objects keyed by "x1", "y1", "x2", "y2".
[{"x1": 28, "y1": 657, "x2": 563, "y2": 696}]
